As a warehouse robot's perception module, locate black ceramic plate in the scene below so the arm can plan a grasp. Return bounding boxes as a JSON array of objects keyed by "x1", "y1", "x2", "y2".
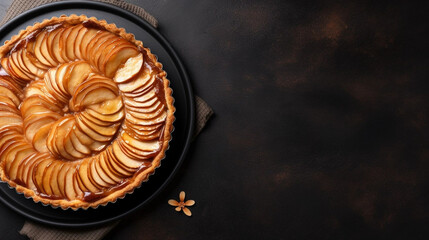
[{"x1": 0, "y1": 1, "x2": 194, "y2": 227}]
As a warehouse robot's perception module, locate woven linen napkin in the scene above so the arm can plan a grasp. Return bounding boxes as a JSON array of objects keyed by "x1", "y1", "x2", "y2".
[{"x1": 0, "y1": 0, "x2": 214, "y2": 239}]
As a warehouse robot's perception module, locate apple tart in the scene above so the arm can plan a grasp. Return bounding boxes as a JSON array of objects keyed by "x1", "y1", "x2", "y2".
[{"x1": 0, "y1": 15, "x2": 175, "y2": 209}]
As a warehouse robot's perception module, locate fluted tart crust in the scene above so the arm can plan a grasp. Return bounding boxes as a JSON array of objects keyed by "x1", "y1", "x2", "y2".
[{"x1": 0, "y1": 15, "x2": 175, "y2": 209}]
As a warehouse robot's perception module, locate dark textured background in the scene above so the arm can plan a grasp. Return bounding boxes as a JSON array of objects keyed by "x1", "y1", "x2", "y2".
[{"x1": 0, "y1": 0, "x2": 428, "y2": 239}]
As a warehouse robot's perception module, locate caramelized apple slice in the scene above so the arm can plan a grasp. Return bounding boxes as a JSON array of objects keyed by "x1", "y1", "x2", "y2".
[
  {"x1": 80, "y1": 28, "x2": 101, "y2": 60},
  {"x1": 59, "y1": 27, "x2": 73, "y2": 62},
  {"x1": 99, "y1": 151, "x2": 127, "y2": 179},
  {"x1": 126, "y1": 125, "x2": 163, "y2": 141},
  {"x1": 32, "y1": 158, "x2": 52, "y2": 194},
  {"x1": 87, "y1": 32, "x2": 113, "y2": 67},
  {"x1": 94, "y1": 37, "x2": 120, "y2": 71},
  {"x1": 24, "y1": 113, "x2": 59, "y2": 142},
  {"x1": 65, "y1": 25, "x2": 82, "y2": 61},
  {"x1": 0, "y1": 112, "x2": 22, "y2": 129},
  {"x1": 0, "y1": 75, "x2": 24, "y2": 97},
  {"x1": 33, "y1": 31, "x2": 52, "y2": 66},
  {"x1": 50, "y1": 27, "x2": 66, "y2": 63},
  {"x1": 54, "y1": 64, "x2": 71, "y2": 98},
  {"x1": 10, "y1": 51, "x2": 33, "y2": 80},
  {"x1": 120, "y1": 131, "x2": 160, "y2": 157},
  {"x1": 0, "y1": 129, "x2": 21, "y2": 148},
  {"x1": 132, "y1": 90, "x2": 157, "y2": 103},
  {"x1": 21, "y1": 95, "x2": 62, "y2": 116},
  {"x1": 122, "y1": 131, "x2": 161, "y2": 151},
  {"x1": 112, "y1": 141, "x2": 142, "y2": 169},
  {"x1": 31, "y1": 122, "x2": 54, "y2": 153},
  {"x1": 5, "y1": 143, "x2": 34, "y2": 180},
  {"x1": 87, "y1": 96, "x2": 124, "y2": 115},
  {"x1": 77, "y1": 158, "x2": 99, "y2": 192},
  {"x1": 70, "y1": 76, "x2": 118, "y2": 110},
  {"x1": 86, "y1": 108, "x2": 124, "y2": 123},
  {"x1": 40, "y1": 30, "x2": 57, "y2": 66},
  {"x1": 64, "y1": 164, "x2": 78, "y2": 200},
  {"x1": 14, "y1": 50, "x2": 35, "y2": 79},
  {"x1": 89, "y1": 157, "x2": 110, "y2": 188},
  {"x1": 73, "y1": 166, "x2": 87, "y2": 196},
  {"x1": 66, "y1": 61, "x2": 92, "y2": 94},
  {"x1": 74, "y1": 27, "x2": 88, "y2": 59},
  {"x1": 69, "y1": 126, "x2": 91, "y2": 155},
  {"x1": 114, "y1": 53, "x2": 143, "y2": 83},
  {"x1": 99, "y1": 148, "x2": 131, "y2": 180},
  {"x1": 26, "y1": 154, "x2": 48, "y2": 191},
  {"x1": 16, "y1": 151, "x2": 38, "y2": 185},
  {"x1": 4, "y1": 56, "x2": 32, "y2": 81},
  {"x1": 94, "y1": 156, "x2": 117, "y2": 185},
  {"x1": 126, "y1": 111, "x2": 166, "y2": 127},
  {"x1": 53, "y1": 117, "x2": 75, "y2": 160},
  {"x1": 130, "y1": 105, "x2": 166, "y2": 122},
  {"x1": 0, "y1": 85, "x2": 21, "y2": 106},
  {"x1": 78, "y1": 113, "x2": 119, "y2": 137},
  {"x1": 119, "y1": 74, "x2": 156, "y2": 94},
  {"x1": 104, "y1": 46, "x2": 139, "y2": 77},
  {"x1": 82, "y1": 87, "x2": 118, "y2": 108},
  {"x1": 56, "y1": 162, "x2": 69, "y2": 198},
  {"x1": 85, "y1": 31, "x2": 110, "y2": 60},
  {"x1": 75, "y1": 115, "x2": 111, "y2": 142},
  {"x1": 80, "y1": 111, "x2": 115, "y2": 127},
  {"x1": 63, "y1": 127, "x2": 86, "y2": 159},
  {"x1": 41, "y1": 161, "x2": 56, "y2": 196},
  {"x1": 49, "y1": 161, "x2": 64, "y2": 197},
  {"x1": 44, "y1": 68, "x2": 67, "y2": 103},
  {"x1": 96, "y1": 38, "x2": 122, "y2": 70},
  {"x1": 46, "y1": 117, "x2": 72, "y2": 160},
  {"x1": 105, "y1": 148, "x2": 134, "y2": 177},
  {"x1": 9, "y1": 147, "x2": 35, "y2": 181}
]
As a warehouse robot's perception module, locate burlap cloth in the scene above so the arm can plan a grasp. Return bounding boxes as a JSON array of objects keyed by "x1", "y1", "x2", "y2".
[{"x1": 0, "y1": 0, "x2": 213, "y2": 239}]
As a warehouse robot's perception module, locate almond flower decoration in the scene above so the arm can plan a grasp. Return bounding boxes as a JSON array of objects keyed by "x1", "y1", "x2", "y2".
[{"x1": 168, "y1": 191, "x2": 195, "y2": 216}]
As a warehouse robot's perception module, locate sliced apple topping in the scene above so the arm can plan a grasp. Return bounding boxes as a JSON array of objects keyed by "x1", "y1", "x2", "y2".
[
  {"x1": 32, "y1": 122, "x2": 54, "y2": 152},
  {"x1": 113, "y1": 53, "x2": 143, "y2": 83},
  {"x1": 118, "y1": 70, "x2": 154, "y2": 94},
  {"x1": 66, "y1": 61, "x2": 92, "y2": 94},
  {"x1": 98, "y1": 151, "x2": 123, "y2": 182},
  {"x1": 80, "y1": 28, "x2": 101, "y2": 61},
  {"x1": 75, "y1": 114, "x2": 112, "y2": 142},
  {"x1": 65, "y1": 25, "x2": 82, "y2": 61},
  {"x1": 0, "y1": 111, "x2": 22, "y2": 129},
  {"x1": 10, "y1": 51, "x2": 34, "y2": 80},
  {"x1": 0, "y1": 21, "x2": 171, "y2": 206},
  {"x1": 32, "y1": 158, "x2": 52, "y2": 194},
  {"x1": 0, "y1": 85, "x2": 21, "y2": 106},
  {"x1": 77, "y1": 158, "x2": 100, "y2": 193},
  {"x1": 46, "y1": 116, "x2": 75, "y2": 160},
  {"x1": 50, "y1": 27, "x2": 66, "y2": 63},
  {"x1": 33, "y1": 31, "x2": 53, "y2": 67},
  {"x1": 48, "y1": 161, "x2": 64, "y2": 197},
  {"x1": 74, "y1": 27, "x2": 88, "y2": 59},
  {"x1": 70, "y1": 75, "x2": 118, "y2": 111},
  {"x1": 86, "y1": 31, "x2": 113, "y2": 67},
  {"x1": 44, "y1": 67, "x2": 68, "y2": 104},
  {"x1": 40, "y1": 30, "x2": 57, "y2": 66},
  {"x1": 65, "y1": 164, "x2": 79, "y2": 200},
  {"x1": 89, "y1": 156, "x2": 111, "y2": 188},
  {"x1": 24, "y1": 112, "x2": 60, "y2": 142},
  {"x1": 105, "y1": 147, "x2": 134, "y2": 177},
  {"x1": 0, "y1": 76, "x2": 24, "y2": 98},
  {"x1": 104, "y1": 46, "x2": 140, "y2": 78}
]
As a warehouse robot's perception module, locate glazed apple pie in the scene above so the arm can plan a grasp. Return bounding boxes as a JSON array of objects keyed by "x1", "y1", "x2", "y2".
[{"x1": 0, "y1": 15, "x2": 175, "y2": 209}]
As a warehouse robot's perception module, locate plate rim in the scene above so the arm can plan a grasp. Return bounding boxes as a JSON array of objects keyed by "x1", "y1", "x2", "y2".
[{"x1": 0, "y1": 0, "x2": 195, "y2": 228}]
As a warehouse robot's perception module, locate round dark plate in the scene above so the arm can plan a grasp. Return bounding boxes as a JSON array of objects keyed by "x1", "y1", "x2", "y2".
[{"x1": 0, "y1": 1, "x2": 194, "y2": 227}]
